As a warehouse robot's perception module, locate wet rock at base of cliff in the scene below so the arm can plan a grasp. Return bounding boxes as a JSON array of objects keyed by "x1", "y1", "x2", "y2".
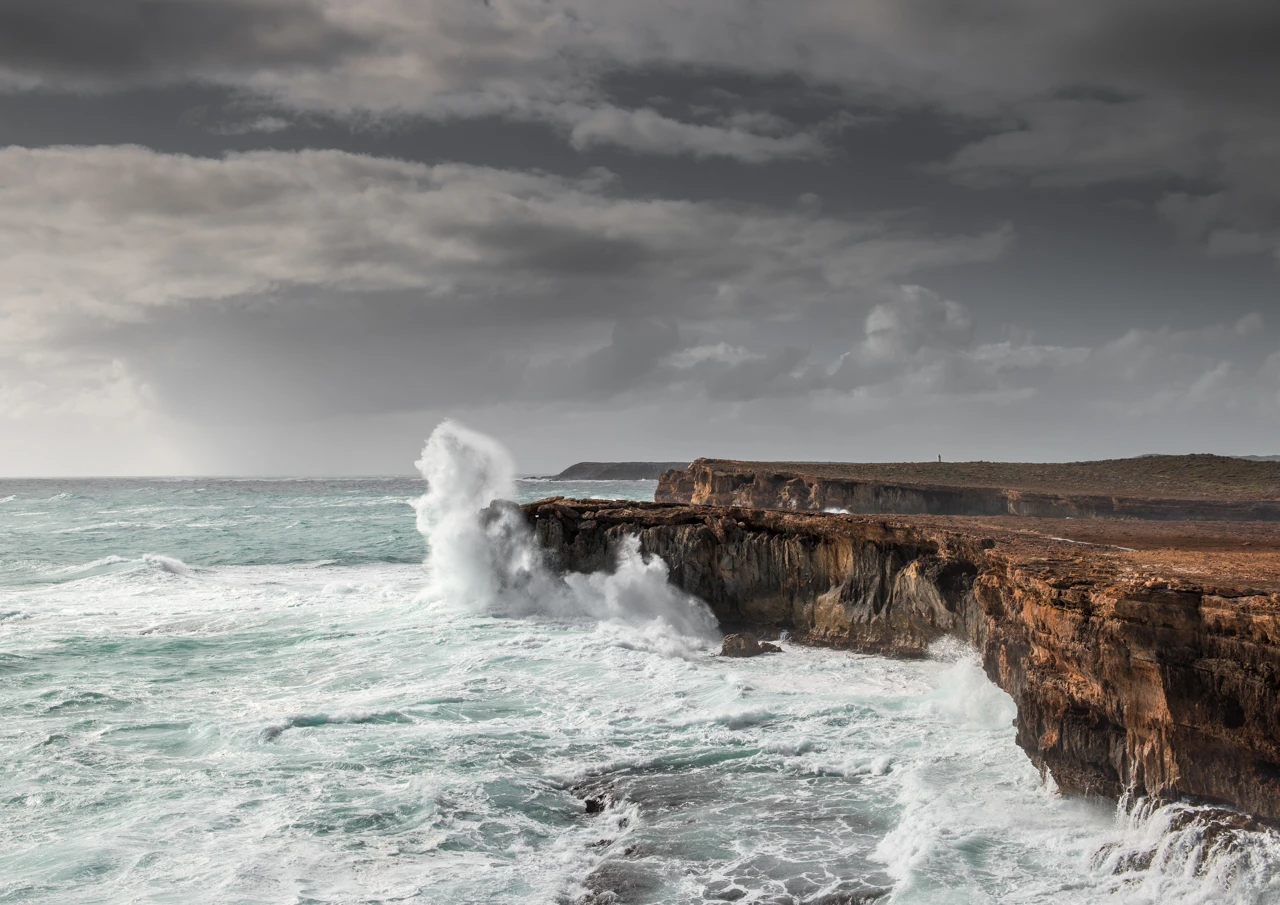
[
  {"x1": 720, "y1": 633, "x2": 782, "y2": 657},
  {"x1": 579, "y1": 860, "x2": 659, "y2": 904}
]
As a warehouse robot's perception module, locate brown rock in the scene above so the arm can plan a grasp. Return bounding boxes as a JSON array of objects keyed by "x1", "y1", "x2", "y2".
[
  {"x1": 720, "y1": 633, "x2": 763, "y2": 657},
  {"x1": 552, "y1": 502, "x2": 580, "y2": 521}
]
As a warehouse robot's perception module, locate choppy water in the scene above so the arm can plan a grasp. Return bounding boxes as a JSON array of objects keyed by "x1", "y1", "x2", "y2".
[{"x1": 3, "y1": 433, "x2": 1280, "y2": 904}]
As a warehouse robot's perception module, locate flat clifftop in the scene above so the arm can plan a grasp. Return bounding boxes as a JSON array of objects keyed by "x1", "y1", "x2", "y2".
[
  {"x1": 683, "y1": 454, "x2": 1280, "y2": 500},
  {"x1": 544, "y1": 461, "x2": 689, "y2": 481},
  {"x1": 529, "y1": 498, "x2": 1280, "y2": 593},
  {"x1": 658, "y1": 455, "x2": 1280, "y2": 520},
  {"x1": 525, "y1": 497, "x2": 1280, "y2": 819}
]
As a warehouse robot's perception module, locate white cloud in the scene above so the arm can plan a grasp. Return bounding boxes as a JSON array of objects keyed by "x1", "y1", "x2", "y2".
[
  {"x1": 0, "y1": 145, "x2": 1008, "y2": 345},
  {"x1": 0, "y1": 351, "x2": 190, "y2": 475},
  {"x1": 862, "y1": 285, "x2": 975, "y2": 360},
  {"x1": 0, "y1": 355, "x2": 154, "y2": 421},
  {"x1": 518, "y1": 284, "x2": 1279, "y2": 426}
]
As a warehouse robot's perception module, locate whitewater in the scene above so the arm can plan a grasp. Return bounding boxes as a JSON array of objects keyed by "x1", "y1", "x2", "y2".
[{"x1": 3, "y1": 422, "x2": 1279, "y2": 904}]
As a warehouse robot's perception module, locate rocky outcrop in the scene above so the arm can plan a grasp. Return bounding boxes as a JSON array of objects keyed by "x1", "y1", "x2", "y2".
[
  {"x1": 720, "y1": 632, "x2": 781, "y2": 657},
  {"x1": 656, "y1": 458, "x2": 1280, "y2": 521},
  {"x1": 524, "y1": 497, "x2": 1280, "y2": 820}
]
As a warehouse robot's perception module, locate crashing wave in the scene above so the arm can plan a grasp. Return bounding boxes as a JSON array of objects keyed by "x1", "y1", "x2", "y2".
[{"x1": 413, "y1": 420, "x2": 719, "y2": 648}]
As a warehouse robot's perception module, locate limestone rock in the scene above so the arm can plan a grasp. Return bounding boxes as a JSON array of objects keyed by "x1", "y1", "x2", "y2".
[{"x1": 719, "y1": 633, "x2": 780, "y2": 657}]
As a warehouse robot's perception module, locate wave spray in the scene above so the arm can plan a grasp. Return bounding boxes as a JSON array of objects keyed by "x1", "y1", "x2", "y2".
[{"x1": 413, "y1": 420, "x2": 719, "y2": 646}]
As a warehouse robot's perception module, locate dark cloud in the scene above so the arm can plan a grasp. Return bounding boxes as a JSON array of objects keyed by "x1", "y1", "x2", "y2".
[
  {"x1": 479, "y1": 221, "x2": 660, "y2": 278},
  {"x1": 0, "y1": 0, "x2": 364, "y2": 84},
  {"x1": 2, "y1": 1, "x2": 1280, "y2": 473},
  {"x1": 1077, "y1": 0, "x2": 1280, "y2": 108}
]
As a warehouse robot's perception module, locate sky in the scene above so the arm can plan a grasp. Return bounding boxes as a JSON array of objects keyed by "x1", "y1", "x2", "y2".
[{"x1": 3, "y1": 0, "x2": 1280, "y2": 476}]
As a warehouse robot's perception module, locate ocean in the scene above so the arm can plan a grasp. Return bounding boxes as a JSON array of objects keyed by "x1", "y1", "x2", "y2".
[{"x1": 3, "y1": 422, "x2": 1278, "y2": 905}]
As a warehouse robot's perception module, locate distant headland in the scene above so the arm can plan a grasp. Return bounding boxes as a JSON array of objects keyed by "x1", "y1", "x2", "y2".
[{"x1": 540, "y1": 461, "x2": 690, "y2": 481}]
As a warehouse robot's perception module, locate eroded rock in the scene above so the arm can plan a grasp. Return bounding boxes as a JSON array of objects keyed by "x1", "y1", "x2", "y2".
[{"x1": 720, "y1": 632, "x2": 781, "y2": 657}]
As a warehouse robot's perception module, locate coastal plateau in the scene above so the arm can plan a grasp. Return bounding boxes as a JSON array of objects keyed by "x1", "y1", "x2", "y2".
[{"x1": 657, "y1": 455, "x2": 1280, "y2": 521}]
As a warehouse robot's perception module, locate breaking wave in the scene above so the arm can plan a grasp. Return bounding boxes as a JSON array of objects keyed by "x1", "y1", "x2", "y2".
[
  {"x1": 413, "y1": 420, "x2": 719, "y2": 648},
  {"x1": 42, "y1": 553, "x2": 196, "y2": 583},
  {"x1": 1089, "y1": 797, "x2": 1280, "y2": 903}
]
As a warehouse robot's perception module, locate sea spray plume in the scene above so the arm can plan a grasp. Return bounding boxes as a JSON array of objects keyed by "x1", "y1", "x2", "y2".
[
  {"x1": 563, "y1": 535, "x2": 719, "y2": 640},
  {"x1": 413, "y1": 420, "x2": 720, "y2": 646},
  {"x1": 413, "y1": 419, "x2": 538, "y2": 607}
]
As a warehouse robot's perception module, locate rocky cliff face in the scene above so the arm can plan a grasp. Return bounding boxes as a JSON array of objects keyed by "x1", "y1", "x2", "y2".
[
  {"x1": 656, "y1": 459, "x2": 1280, "y2": 521},
  {"x1": 524, "y1": 497, "x2": 1280, "y2": 819}
]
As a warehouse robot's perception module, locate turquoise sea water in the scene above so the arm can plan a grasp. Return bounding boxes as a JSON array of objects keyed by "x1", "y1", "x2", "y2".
[{"x1": 3, "y1": 453, "x2": 1279, "y2": 903}]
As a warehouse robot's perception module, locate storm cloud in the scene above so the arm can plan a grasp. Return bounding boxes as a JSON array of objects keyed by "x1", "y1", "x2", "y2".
[
  {"x1": 1, "y1": 0, "x2": 1278, "y2": 474},
  {"x1": 0, "y1": 0, "x2": 364, "y2": 85}
]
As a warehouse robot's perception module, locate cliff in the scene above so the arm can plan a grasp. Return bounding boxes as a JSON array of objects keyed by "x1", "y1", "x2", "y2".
[
  {"x1": 656, "y1": 456, "x2": 1280, "y2": 521},
  {"x1": 524, "y1": 497, "x2": 1280, "y2": 820}
]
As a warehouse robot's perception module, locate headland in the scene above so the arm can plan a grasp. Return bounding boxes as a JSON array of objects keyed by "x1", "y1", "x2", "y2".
[
  {"x1": 657, "y1": 455, "x2": 1280, "y2": 520},
  {"x1": 543, "y1": 461, "x2": 690, "y2": 481}
]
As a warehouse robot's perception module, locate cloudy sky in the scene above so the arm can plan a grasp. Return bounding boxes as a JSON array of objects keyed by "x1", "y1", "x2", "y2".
[{"x1": 4, "y1": 0, "x2": 1280, "y2": 475}]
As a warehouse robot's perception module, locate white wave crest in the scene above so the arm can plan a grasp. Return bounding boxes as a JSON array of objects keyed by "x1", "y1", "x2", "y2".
[
  {"x1": 1088, "y1": 797, "x2": 1280, "y2": 904},
  {"x1": 413, "y1": 420, "x2": 719, "y2": 650},
  {"x1": 50, "y1": 554, "x2": 195, "y2": 581},
  {"x1": 141, "y1": 554, "x2": 194, "y2": 576}
]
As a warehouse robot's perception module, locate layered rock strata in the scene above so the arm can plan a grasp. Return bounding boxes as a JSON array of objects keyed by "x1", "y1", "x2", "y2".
[
  {"x1": 657, "y1": 459, "x2": 1280, "y2": 521},
  {"x1": 523, "y1": 497, "x2": 1280, "y2": 820}
]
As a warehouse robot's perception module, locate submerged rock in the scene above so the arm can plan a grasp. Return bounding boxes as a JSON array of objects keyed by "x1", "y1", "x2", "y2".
[
  {"x1": 720, "y1": 632, "x2": 781, "y2": 657},
  {"x1": 581, "y1": 860, "x2": 658, "y2": 904}
]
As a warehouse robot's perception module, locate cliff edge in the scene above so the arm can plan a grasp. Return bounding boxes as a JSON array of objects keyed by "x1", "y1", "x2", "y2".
[
  {"x1": 657, "y1": 455, "x2": 1280, "y2": 521},
  {"x1": 524, "y1": 497, "x2": 1280, "y2": 820}
]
